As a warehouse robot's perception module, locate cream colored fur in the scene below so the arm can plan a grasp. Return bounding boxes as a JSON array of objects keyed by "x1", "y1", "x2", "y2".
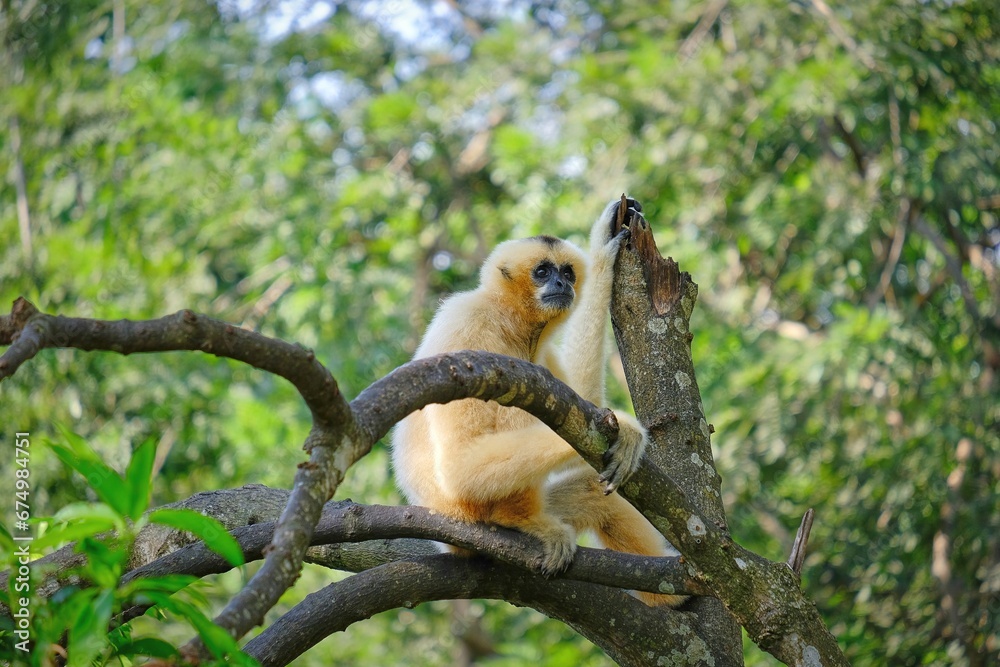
[{"x1": 392, "y1": 200, "x2": 686, "y2": 606}]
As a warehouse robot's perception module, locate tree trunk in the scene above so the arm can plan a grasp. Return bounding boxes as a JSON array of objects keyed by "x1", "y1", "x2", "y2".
[{"x1": 610, "y1": 210, "x2": 744, "y2": 666}]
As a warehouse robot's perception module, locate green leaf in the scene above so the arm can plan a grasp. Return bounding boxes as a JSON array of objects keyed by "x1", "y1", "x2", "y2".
[
  {"x1": 0, "y1": 522, "x2": 13, "y2": 556},
  {"x1": 67, "y1": 589, "x2": 114, "y2": 667},
  {"x1": 147, "y1": 508, "x2": 245, "y2": 567},
  {"x1": 120, "y1": 574, "x2": 198, "y2": 598},
  {"x1": 31, "y1": 502, "x2": 124, "y2": 550},
  {"x1": 77, "y1": 536, "x2": 128, "y2": 588},
  {"x1": 50, "y1": 428, "x2": 129, "y2": 517},
  {"x1": 112, "y1": 636, "x2": 179, "y2": 659},
  {"x1": 140, "y1": 591, "x2": 245, "y2": 659},
  {"x1": 124, "y1": 438, "x2": 157, "y2": 520}
]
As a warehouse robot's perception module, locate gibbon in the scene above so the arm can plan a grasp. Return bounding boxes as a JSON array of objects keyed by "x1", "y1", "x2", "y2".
[{"x1": 392, "y1": 198, "x2": 685, "y2": 607}]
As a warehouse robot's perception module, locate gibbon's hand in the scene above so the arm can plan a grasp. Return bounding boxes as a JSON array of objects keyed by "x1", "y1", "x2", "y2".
[
  {"x1": 590, "y1": 196, "x2": 642, "y2": 256},
  {"x1": 598, "y1": 410, "x2": 649, "y2": 494}
]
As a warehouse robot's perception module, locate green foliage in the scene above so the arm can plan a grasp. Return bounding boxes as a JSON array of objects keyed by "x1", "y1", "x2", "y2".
[
  {"x1": 2, "y1": 0, "x2": 998, "y2": 665},
  {"x1": 145, "y1": 509, "x2": 245, "y2": 569},
  {"x1": 0, "y1": 432, "x2": 254, "y2": 666}
]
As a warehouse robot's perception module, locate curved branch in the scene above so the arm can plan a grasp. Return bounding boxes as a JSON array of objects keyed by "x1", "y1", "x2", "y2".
[
  {"x1": 0, "y1": 298, "x2": 348, "y2": 427},
  {"x1": 242, "y1": 555, "x2": 710, "y2": 667},
  {"x1": 0, "y1": 299, "x2": 360, "y2": 660},
  {"x1": 350, "y1": 350, "x2": 622, "y2": 472},
  {"x1": 121, "y1": 500, "x2": 698, "y2": 602}
]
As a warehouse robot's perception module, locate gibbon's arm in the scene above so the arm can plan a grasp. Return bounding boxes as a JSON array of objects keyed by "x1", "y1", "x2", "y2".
[{"x1": 553, "y1": 199, "x2": 631, "y2": 405}]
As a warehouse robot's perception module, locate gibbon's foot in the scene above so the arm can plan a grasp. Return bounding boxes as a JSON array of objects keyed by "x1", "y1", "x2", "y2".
[
  {"x1": 529, "y1": 521, "x2": 577, "y2": 576},
  {"x1": 598, "y1": 410, "x2": 649, "y2": 494}
]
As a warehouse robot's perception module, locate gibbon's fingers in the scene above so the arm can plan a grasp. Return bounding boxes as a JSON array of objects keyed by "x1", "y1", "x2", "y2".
[
  {"x1": 598, "y1": 414, "x2": 648, "y2": 494},
  {"x1": 614, "y1": 197, "x2": 643, "y2": 228},
  {"x1": 594, "y1": 196, "x2": 642, "y2": 253},
  {"x1": 598, "y1": 442, "x2": 629, "y2": 494}
]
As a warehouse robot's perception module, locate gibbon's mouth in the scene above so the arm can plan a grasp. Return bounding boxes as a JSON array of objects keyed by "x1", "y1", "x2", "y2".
[{"x1": 541, "y1": 294, "x2": 573, "y2": 310}]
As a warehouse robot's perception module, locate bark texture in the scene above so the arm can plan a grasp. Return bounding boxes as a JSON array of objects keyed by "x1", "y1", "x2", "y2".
[
  {"x1": 611, "y1": 208, "x2": 743, "y2": 667},
  {"x1": 608, "y1": 205, "x2": 849, "y2": 666}
]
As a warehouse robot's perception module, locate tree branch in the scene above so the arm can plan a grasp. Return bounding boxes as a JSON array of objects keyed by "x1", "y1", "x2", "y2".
[
  {"x1": 117, "y1": 498, "x2": 699, "y2": 602},
  {"x1": 911, "y1": 214, "x2": 984, "y2": 331},
  {"x1": 609, "y1": 209, "x2": 849, "y2": 666},
  {"x1": 832, "y1": 114, "x2": 868, "y2": 177},
  {"x1": 349, "y1": 350, "x2": 621, "y2": 470},
  {"x1": 0, "y1": 299, "x2": 349, "y2": 429},
  {"x1": 243, "y1": 555, "x2": 710, "y2": 667},
  {"x1": 805, "y1": 0, "x2": 879, "y2": 73},
  {"x1": 787, "y1": 509, "x2": 815, "y2": 575},
  {"x1": 678, "y1": 0, "x2": 729, "y2": 62}
]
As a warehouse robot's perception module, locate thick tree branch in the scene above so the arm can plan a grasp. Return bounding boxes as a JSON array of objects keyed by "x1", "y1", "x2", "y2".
[
  {"x1": 0, "y1": 298, "x2": 349, "y2": 428},
  {"x1": 349, "y1": 350, "x2": 621, "y2": 463},
  {"x1": 243, "y1": 555, "x2": 710, "y2": 667},
  {"x1": 609, "y1": 206, "x2": 848, "y2": 666},
  {"x1": 118, "y1": 497, "x2": 699, "y2": 602}
]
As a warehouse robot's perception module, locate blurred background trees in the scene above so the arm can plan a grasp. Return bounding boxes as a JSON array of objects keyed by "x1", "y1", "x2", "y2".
[{"x1": 1, "y1": 1, "x2": 997, "y2": 664}]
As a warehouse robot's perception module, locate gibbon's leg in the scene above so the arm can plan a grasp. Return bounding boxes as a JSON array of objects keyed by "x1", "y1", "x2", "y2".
[
  {"x1": 546, "y1": 465, "x2": 688, "y2": 607},
  {"x1": 433, "y1": 423, "x2": 580, "y2": 497},
  {"x1": 431, "y1": 419, "x2": 582, "y2": 574}
]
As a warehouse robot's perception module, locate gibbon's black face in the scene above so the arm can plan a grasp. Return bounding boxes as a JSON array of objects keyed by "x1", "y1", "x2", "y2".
[{"x1": 533, "y1": 259, "x2": 577, "y2": 311}]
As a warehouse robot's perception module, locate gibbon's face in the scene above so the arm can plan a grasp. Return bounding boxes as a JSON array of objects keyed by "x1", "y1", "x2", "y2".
[
  {"x1": 483, "y1": 235, "x2": 586, "y2": 319},
  {"x1": 531, "y1": 252, "x2": 577, "y2": 312}
]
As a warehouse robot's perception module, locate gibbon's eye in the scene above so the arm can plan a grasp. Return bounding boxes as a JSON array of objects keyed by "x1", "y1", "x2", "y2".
[
  {"x1": 561, "y1": 265, "x2": 576, "y2": 284},
  {"x1": 533, "y1": 264, "x2": 552, "y2": 281}
]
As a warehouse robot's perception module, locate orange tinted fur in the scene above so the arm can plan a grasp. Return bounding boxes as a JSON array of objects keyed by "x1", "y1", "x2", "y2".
[{"x1": 392, "y1": 201, "x2": 686, "y2": 606}]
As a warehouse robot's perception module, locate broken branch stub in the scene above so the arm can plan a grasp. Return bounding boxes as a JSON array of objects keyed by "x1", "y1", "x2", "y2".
[{"x1": 613, "y1": 208, "x2": 695, "y2": 318}]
